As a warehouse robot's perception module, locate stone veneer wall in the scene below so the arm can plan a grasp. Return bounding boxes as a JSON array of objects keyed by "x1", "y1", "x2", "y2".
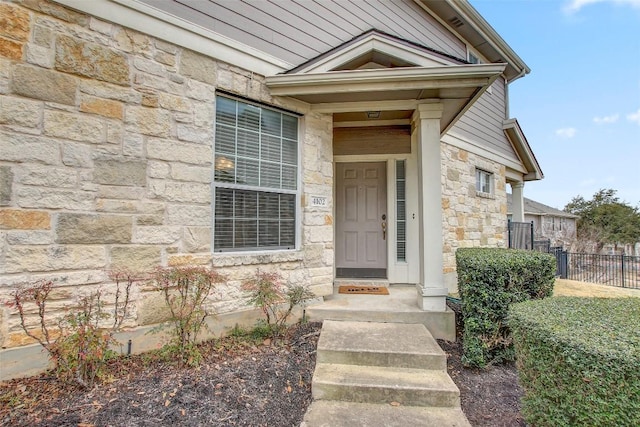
[
  {"x1": 441, "y1": 142, "x2": 507, "y2": 291},
  {"x1": 0, "y1": 0, "x2": 334, "y2": 350}
]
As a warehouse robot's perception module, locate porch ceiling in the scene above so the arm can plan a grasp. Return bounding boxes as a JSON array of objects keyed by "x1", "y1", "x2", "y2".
[{"x1": 266, "y1": 64, "x2": 506, "y2": 134}]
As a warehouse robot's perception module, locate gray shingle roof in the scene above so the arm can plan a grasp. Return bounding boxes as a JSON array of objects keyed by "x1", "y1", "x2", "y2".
[{"x1": 507, "y1": 194, "x2": 578, "y2": 218}]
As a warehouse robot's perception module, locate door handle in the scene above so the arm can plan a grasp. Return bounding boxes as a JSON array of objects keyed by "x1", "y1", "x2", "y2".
[{"x1": 381, "y1": 221, "x2": 386, "y2": 240}]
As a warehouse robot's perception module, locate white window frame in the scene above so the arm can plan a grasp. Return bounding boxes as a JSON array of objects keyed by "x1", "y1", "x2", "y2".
[
  {"x1": 475, "y1": 168, "x2": 493, "y2": 197},
  {"x1": 212, "y1": 93, "x2": 301, "y2": 252}
]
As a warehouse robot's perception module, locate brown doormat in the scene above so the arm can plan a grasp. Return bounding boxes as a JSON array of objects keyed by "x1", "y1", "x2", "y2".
[{"x1": 338, "y1": 286, "x2": 389, "y2": 295}]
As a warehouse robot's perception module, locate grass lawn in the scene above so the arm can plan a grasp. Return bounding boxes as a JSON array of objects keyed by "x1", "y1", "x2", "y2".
[{"x1": 553, "y1": 279, "x2": 640, "y2": 298}]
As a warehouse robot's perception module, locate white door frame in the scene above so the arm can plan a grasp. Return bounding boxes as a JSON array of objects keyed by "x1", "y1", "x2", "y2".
[{"x1": 333, "y1": 154, "x2": 418, "y2": 284}]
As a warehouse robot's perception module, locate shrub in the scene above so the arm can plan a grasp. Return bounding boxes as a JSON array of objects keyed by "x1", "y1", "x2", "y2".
[
  {"x1": 509, "y1": 297, "x2": 640, "y2": 426},
  {"x1": 8, "y1": 271, "x2": 136, "y2": 387},
  {"x1": 242, "y1": 270, "x2": 314, "y2": 340},
  {"x1": 151, "y1": 266, "x2": 225, "y2": 366},
  {"x1": 456, "y1": 248, "x2": 555, "y2": 367}
]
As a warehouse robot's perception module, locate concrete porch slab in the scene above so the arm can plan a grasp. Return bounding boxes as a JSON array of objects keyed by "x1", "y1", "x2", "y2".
[{"x1": 305, "y1": 285, "x2": 456, "y2": 340}]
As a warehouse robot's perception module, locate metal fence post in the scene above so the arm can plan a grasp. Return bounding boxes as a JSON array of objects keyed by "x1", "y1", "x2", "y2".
[
  {"x1": 530, "y1": 221, "x2": 534, "y2": 251},
  {"x1": 507, "y1": 219, "x2": 512, "y2": 249},
  {"x1": 621, "y1": 255, "x2": 625, "y2": 288}
]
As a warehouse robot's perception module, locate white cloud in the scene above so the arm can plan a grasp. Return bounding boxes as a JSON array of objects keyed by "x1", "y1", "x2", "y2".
[
  {"x1": 593, "y1": 114, "x2": 619, "y2": 124},
  {"x1": 555, "y1": 127, "x2": 577, "y2": 138},
  {"x1": 627, "y1": 108, "x2": 640, "y2": 125},
  {"x1": 564, "y1": 0, "x2": 640, "y2": 13}
]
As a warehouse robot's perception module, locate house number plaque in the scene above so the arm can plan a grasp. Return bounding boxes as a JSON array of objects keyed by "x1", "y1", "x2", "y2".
[{"x1": 310, "y1": 196, "x2": 328, "y2": 208}]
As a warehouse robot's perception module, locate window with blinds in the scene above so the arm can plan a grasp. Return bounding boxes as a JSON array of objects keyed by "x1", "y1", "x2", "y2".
[
  {"x1": 396, "y1": 160, "x2": 406, "y2": 262},
  {"x1": 213, "y1": 95, "x2": 298, "y2": 251}
]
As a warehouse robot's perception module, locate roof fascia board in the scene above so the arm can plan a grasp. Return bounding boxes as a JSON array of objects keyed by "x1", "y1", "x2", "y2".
[
  {"x1": 444, "y1": 0, "x2": 530, "y2": 81},
  {"x1": 312, "y1": 99, "x2": 419, "y2": 114},
  {"x1": 503, "y1": 118, "x2": 544, "y2": 181},
  {"x1": 296, "y1": 33, "x2": 458, "y2": 74},
  {"x1": 53, "y1": 0, "x2": 291, "y2": 76},
  {"x1": 267, "y1": 64, "x2": 505, "y2": 95}
]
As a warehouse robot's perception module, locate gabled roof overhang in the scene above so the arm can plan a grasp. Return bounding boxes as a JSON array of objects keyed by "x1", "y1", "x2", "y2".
[
  {"x1": 267, "y1": 63, "x2": 506, "y2": 135},
  {"x1": 503, "y1": 118, "x2": 544, "y2": 181},
  {"x1": 417, "y1": 0, "x2": 530, "y2": 82}
]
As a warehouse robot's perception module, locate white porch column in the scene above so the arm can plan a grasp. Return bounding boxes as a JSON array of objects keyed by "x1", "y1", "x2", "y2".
[
  {"x1": 413, "y1": 103, "x2": 447, "y2": 311},
  {"x1": 511, "y1": 181, "x2": 525, "y2": 222}
]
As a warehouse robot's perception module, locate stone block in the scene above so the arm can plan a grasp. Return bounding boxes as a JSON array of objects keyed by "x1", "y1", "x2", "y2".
[
  {"x1": 133, "y1": 73, "x2": 182, "y2": 96},
  {"x1": 183, "y1": 227, "x2": 211, "y2": 252},
  {"x1": 147, "y1": 138, "x2": 212, "y2": 165},
  {"x1": 21, "y1": 0, "x2": 88, "y2": 25},
  {"x1": 180, "y1": 49, "x2": 217, "y2": 85},
  {"x1": 185, "y1": 79, "x2": 216, "y2": 102},
  {"x1": 125, "y1": 106, "x2": 171, "y2": 137},
  {"x1": 113, "y1": 28, "x2": 151, "y2": 56},
  {"x1": 176, "y1": 124, "x2": 210, "y2": 144},
  {"x1": 110, "y1": 246, "x2": 161, "y2": 273},
  {"x1": 55, "y1": 35, "x2": 130, "y2": 86},
  {"x1": 170, "y1": 163, "x2": 211, "y2": 183},
  {"x1": 25, "y1": 43, "x2": 52, "y2": 68},
  {"x1": 6, "y1": 230, "x2": 53, "y2": 245},
  {"x1": 136, "y1": 215, "x2": 164, "y2": 226},
  {"x1": 3, "y1": 245, "x2": 107, "y2": 274},
  {"x1": 80, "y1": 80, "x2": 141, "y2": 103},
  {"x1": 158, "y1": 92, "x2": 192, "y2": 113},
  {"x1": 11, "y1": 64, "x2": 77, "y2": 105},
  {"x1": 17, "y1": 187, "x2": 94, "y2": 210},
  {"x1": 133, "y1": 57, "x2": 165, "y2": 77},
  {"x1": 93, "y1": 157, "x2": 147, "y2": 186},
  {"x1": 133, "y1": 226, "x2": 181, "y2": 244},
  {"x1": 154, "y1": 51, "x2": 175, "y2": 67},
  {"x1": 44, "y1": 110, "x2": 105, "y2": 144},
  {"x1": 123, "y1": 133, "x2": 144, "y2": 157},
  {"x1": 167, "y1": 204, "x2": 211, "y2": 226},
  {"x1": 61, "y1": 142, "x2": 93, "y2": 168},
  {"x1": 18, "y1": 165, "x2": 77, "y2": 188},
  {"x1": 0, "y1": 37, "x2": 23, "y2": 60},
  {"x1": 0, "y1": 96, "x2": 42, "y2": 128},
  {"x1": 80, "y1": 95, "x2": 124, "y2": 120},
  {"x1": 0, "y1": 4, "x2": 30, "y2": 42},
  {"x1": 136, "y1": 291, "x2": 172, "y2": 326},
  {"x1": 0, "y1": 209, "x2": 50, "y2": 230},
  {"x1": 56, "y1": 213, "x2": 132, "y2": 244},
  {"x1": 97, "y1": 185, "x2": 145, "y2": 200},
  {"x1": 154, "y1": 180, "x2": 210, "y2": 204},
  {"x1": 0, "y1": 166, "x2": 13, "y2": 205}
]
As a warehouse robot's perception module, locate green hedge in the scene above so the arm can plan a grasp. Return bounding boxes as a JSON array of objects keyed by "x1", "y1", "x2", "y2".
[
  {"x1": 456, "y1": 248, "x2": 555, "y2": 367},
  {"x1": 510, "y1": 297, "x2": 640, "y2": 427}
]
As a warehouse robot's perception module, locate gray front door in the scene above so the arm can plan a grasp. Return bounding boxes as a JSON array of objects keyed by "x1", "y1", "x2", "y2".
[{"x1": 335, "y1": 162, "x2": 387, "y2": 278}]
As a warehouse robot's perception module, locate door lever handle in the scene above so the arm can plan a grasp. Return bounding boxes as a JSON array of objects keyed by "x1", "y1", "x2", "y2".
[{"x1": 381, "y1": 221, "x2": 386, "y2": 240}]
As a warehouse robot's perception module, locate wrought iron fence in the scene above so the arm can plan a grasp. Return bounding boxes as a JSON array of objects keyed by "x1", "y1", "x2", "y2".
[{"x1": 554, "y1": 250, "x2": 640, "y2": 289}]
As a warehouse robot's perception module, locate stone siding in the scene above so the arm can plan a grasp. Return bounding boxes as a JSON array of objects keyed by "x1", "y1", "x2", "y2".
[
  {"x1": 0, "y1": 0, "x2": 333, "y2": 350},
  {"x1": 441, "y1": 143, "x2": 507, "y2": 291}
]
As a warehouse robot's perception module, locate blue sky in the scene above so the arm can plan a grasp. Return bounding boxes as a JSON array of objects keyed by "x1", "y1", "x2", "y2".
[{"x1": 472, "y1": 0, "x2": 640, "y2": 209}]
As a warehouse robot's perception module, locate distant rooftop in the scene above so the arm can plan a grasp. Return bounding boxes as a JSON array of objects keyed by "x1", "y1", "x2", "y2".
[{"x1": 507, "y1": 194, "x2": 578, "y2": 218}]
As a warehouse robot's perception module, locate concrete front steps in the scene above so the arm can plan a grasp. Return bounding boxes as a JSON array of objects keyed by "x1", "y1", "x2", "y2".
[
  {"x1": 301, "y1": 320, "x2": 470, "y2": 427},
  {"x1": 305, "y1": 285, "x2": 456, "y2": 341}
]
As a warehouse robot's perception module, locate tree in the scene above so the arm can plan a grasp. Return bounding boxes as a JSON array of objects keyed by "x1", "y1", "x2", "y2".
[{"x1": 564, "y1": 189, "x2": 640, "y2": 251}]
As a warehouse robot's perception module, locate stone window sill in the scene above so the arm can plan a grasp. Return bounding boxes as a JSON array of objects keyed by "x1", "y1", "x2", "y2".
[{"x1": 475, "y1": 191, "x2": 494, "y2": 199}]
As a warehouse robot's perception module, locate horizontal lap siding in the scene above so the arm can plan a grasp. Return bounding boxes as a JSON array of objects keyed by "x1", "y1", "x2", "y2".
[
  {"x1": 141, "y1": 0, "x2": 467, "y2": 65},
  {"x1": 333, "y1": 126, "x2": 411, "y2": 155},
  {"x1": 451, "y1": 78, "x2": 519, "y2": 162}
]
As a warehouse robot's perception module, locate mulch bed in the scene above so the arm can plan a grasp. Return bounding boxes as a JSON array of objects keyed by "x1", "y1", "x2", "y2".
[{"x1": 0, "y1": 320, "x2": 525, "y2": 427}]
